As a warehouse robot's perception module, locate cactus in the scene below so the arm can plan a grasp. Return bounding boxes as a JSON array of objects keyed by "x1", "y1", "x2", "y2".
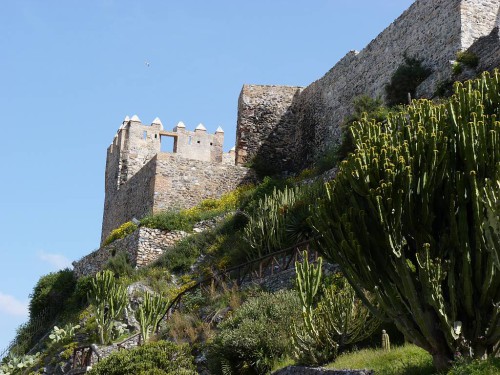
[
  {"x1": 312, "y1": 70, "x2": 500, "y2": 370},
  {"x1": 382, "y1": 330, "x2": 390, "y2": 351},
  {"x1": 88, "y1": 270, "x2": 128, "y2": 344},
  {"x1": 292, "y1": 254, "x2": 379, "y2": 365},
  {"x1": 134, "y1": 291, "x2": 169, "y2": 344}
]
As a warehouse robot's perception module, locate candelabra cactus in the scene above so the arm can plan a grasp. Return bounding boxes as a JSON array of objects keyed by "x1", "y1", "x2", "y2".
[
  {"x1": 135, "y1": 291, "x2": 169, "y2": 344},
  {"x1": 312, "y1": 70, "x2": 500, "y2": 370},
  {"x1": 88, "y1": 270, "x2": 128, "y2": 344},
  {"x1": 292, "y1": 253, "x2": 379, "y2": 365}
]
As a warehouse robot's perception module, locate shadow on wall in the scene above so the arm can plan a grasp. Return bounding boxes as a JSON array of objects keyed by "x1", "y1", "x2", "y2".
[{"x1": 236, "y1": 86, "x2": 310, "y2": 175}]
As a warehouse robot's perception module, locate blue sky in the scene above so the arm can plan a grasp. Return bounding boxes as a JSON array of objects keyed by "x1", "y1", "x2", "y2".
[{"x1": 0, "y1": 0, "x2": 414, "y2": 352}]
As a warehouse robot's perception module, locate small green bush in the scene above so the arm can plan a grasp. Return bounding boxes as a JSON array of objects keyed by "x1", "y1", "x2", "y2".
[
  {"x1": 326, "y1": 344, "x2": 434, "y2": 375},
  {"x1": 140, "y1": 211, "x2": 193, "y2": 232},
  {"x1": 385, "y1": 55, "x2": 432, "y2": 106},
  {"x1": 448, "y1": 357, "x2": 500, "y2": 375},
  {"x1": 87, "y1": 340, "x2": 196, "y2": 375},
  {"x1": 104, "y1": 251, "x2": 134, "y2": 277},
  {"x1": 207, "y1": 290, "x2": 301, "y2": 375},
  {"x1": 153, "y1": 235, "x2": 202, "y2": 273},
  {"x1": 103, "y1": 221, "x2": 137, "y2": 246},
  {"x1": 452, "y1": 61, "x2": 463, "y2": 75},
  {"x1": 456, "y1": 51, "x2": 479, "y2": 68}
]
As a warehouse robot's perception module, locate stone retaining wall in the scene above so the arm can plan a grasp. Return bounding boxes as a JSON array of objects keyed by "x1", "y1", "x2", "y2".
[{"x1": 73, "y1": 227, "x2": 188, "y2": 278}]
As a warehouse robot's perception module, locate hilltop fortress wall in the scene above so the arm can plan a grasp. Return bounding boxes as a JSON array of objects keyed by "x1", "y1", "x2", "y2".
[
  {"x1": 236, "y1": 0, "x2": 500, "y2": 170},
  {"x1": 101, "y1": 116, "x2": 255, "y2": 243}
]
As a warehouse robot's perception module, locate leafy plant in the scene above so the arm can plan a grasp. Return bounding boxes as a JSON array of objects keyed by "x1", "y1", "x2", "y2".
[
  {"x1": 0, "y1": 353, "x2": 40, "y2": 375},
  {"x1": 385, "y1": 55, "x2": 432, "y2": 106},
  {"x1": 102, "y1": 221, "x2": 137, "y2": 246},
  {"x1": 88, "y1": 270, "x2": 128, "y2": 344},
  {"x1": 456, "y1": 51, "x2": 479, "y2": 68},
  {"x1": 104, "y1": 251, "x2": 134, "y2": 277},
  {"x1": 312, "y1": 71, "x2": 500, "y2": 370},
  {"x1": 87, "y1": 341, "x2": 196, "y2": 375},
  {"x1": 207, "y1": 290, "x2": 301, "y2": 375},
  {"x1": 134, "y1": 291, "x2": 169, "y2": 343},
  {"x1": 48, "y1": 323, "x2": 80, "y2": 344}
]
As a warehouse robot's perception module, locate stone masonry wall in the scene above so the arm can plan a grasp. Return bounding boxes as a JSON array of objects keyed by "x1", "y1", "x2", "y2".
[
  {"x1": 236, "y1": 85, "x2": 304, "y2": 170},
  {"x1": 152, "y1": 153, "x2": 257, "y2": 212},
  {"x1": 236, "y1": 0, "x2": 500, "y2": 171},
  {"x1": 102, "y1": 157, "x2": 156, "y2": 243},
  {"x1": 101, "y1": 153, "x2": 256, "y2": 243},
  {"x1": 74, "y1": 227, "x2": 188, "y2": 278}
]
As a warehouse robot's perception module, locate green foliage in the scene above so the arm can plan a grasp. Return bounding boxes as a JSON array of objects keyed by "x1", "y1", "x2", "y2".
[
  {"x1": 140, "y1": 210, "x2": 193, "y2": 232},
  {"x1": 48, "y1": 323, "x2": 80, "y2": 344},
  {"x1": 243, "y1": 184, "x2": 319, "y2": 259},
  {"x1": 207, "y1": 290, "x2": 301, "y2": 375},
  {"x1": 245, "y1": 154, "x2": 280, "y2": 178},
  {"x1": 452, "y1": 61, "x2": 463, "y2": 76},
  {"x1": 102, "y1": 221, "x2": 137, "y2": 246},
  {"x1": 385, "y1": 55, "x2": 432, "y2": 106},
  {"x1": 456, "y1": 51, "x2": 479, "y2": 69},
  {"x1": 88, "y1": 270, "x2": 128, "y2": 344},
  {"x1": 104, "y1": 251, "x2": 134, "y2": 277},
  {"x1": 326, "y1": 344, "x2": 435, "y2": 375},
  {"x1": 134, "y1": 291, "x2": 169, "y2": 343},
  {"x1": 29, "y1": 269, "x2": 75, "y2": 321},
  {"x1": 153, "y1": 235, "x2": 202, "y2": 274},
  {"x1": 292, "y1": 257, "x2": 379, "y2": 365},
  {"x1": 0, "y1": 353, "x2": 40, "y2": 375},
  {"x1": 448, "y1": 357, "x2": 500, "y2": 375},
  {"x1": 87, "y1": 340, "x2": 196, "y2": 375},
  {"x1": 313, "y1": 71, "x2": 500, "y2": 369}
]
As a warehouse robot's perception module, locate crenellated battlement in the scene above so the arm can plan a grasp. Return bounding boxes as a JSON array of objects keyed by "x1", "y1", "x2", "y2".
[{"x1": 102, "y1": 115, "x2": 250, "y2": 244}]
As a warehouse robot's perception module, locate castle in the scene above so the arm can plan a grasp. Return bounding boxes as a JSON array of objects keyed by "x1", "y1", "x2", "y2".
[
  {"x1": 101, "y1": 115, "x2": 255, "y2": 243},
  {"x1": 82, "y1": 0, "x2": 500, "y2": 274}
]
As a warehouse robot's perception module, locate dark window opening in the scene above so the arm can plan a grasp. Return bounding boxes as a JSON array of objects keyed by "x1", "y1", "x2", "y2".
[
  {"x1": 197, "y1": 140, "x2": 201, "y2": 144},
  {"x1": 154, "y1": 134, "x2": 157, "y2": 139},
  {"x1": 210, "y1": 142, "x2": 213, "y2": 146}
]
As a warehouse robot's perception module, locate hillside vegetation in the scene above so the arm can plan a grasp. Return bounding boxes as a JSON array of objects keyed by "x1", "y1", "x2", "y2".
[{"x1": 2, "y1": 71, "x2": 500, "y2": 375}]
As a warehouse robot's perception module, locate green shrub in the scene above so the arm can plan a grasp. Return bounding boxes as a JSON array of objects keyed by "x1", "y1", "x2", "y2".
[
  {"x1": 245, "y1": 154, "x2": 280, "y2": 178},
  {"x1": 326, "y1": 344, "x2": 434, "y2": 375},
  {"x1": 103, "y1": 221, "x2": 137, "y2": 246},
  {"x1": 452, "y1": 61, "x2": 463, "y2": 75},
  {"x1": 385, "y1": 55, "x2": 432, "y2": 106},
  {"x1": 87, "y1": 341, "x2": 196, "y2": 375},
  {"x1": 207, "y1": 290, "x2": 300, "y2": 375},
  {"x1": 140, "y1": 211, "x2": 193, "y2": 232},
  {"x1": 448, "y1": 357, "x2": 500, "y2": 375},
  {"x1": 153, "y1": 236, "x2": 202, "y2": 273},
  {"x1": 104, "y1": 251, "x2": 134, "y2": 277},
  {"x1": 29, "y1": 269, "x2": 75, "y2": 319},
  {"x1": 456, "y1": 51, "x2": 479, "y2": 68}
]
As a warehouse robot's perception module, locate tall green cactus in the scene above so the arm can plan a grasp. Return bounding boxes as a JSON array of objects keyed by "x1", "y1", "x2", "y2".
[
  {"x1": 292, "y1": 254, "x2": 379, "y2": 365},
  {"x1": 312, "y1": 70, "x2": 500, "y2": 370},
  {"x1": 88, "y1": 270, "x2": 128, "y2": 344},
  {"x1": 134, "y1": 291, "x2": 169, "y2": 344}
]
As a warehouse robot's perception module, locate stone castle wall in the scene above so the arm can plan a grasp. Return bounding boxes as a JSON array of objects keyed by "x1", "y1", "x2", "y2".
[
  {"x1": 236, "y1": 85, "x2": 303, "y2": 170},
  {"x1": 101, "y1": 153, "x2": 256, "y2": 243},
  {"x1": 236, "y1": 0, "x2": 500, "y2": 171},
  {"x1": 152, "y1": 153, "x2": 256, "y2": 213},
  {"x1": 74, "y1": 227, "x2": 188, "y2": 278}
]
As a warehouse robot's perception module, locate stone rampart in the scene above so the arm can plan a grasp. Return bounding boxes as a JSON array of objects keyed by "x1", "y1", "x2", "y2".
[
  {"x1": 101, "y1": 154, "x2": 256, "y2": 243},
  {"x1": 74, "y1": 227, "x2": 187, "y2": 278},
  {"x1": 236, "y1": 85, "x2": 303, "y2": 170},
  {"x1": 236, "y1": 0, "x2": 500, "y2": 171},
  {"x1": 152, "y1": 153, "x2": 256, "y2": 212}
]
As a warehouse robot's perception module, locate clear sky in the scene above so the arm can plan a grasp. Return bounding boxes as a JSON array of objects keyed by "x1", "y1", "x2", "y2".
[{"x1": 0, "y1": 0, "x2": 414, "y2": 352}]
